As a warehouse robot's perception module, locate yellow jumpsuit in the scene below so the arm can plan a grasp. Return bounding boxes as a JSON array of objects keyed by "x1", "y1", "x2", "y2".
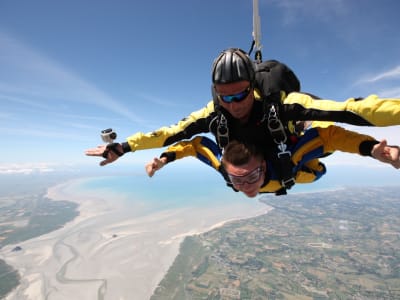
[{"x1": 124, "y1": 93, "x2": 399, "y2": 152}]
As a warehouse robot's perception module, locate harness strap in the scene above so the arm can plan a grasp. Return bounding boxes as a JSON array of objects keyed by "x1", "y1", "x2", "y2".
[
  {"x1": 266, "y1": 103, "x2": 295, "y2": 190},
  {"x1": 277, "y1": 145, "x2": 296, "y2": 189},
  {"x1": 217, "y1": 114, "x2": 229, "y2": 148}
]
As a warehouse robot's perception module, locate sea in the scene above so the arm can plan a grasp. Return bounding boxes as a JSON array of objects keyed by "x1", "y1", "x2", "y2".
[
  {"x1": 68, "y1": 165, "x2": 252, "y2": 215},
  {"x1": 67, "y1": 162, "x2": 400, "y2": 209}
]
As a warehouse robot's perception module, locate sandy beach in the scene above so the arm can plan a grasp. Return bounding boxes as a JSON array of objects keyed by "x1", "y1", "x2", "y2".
[{"x1": 0, "y1": 178, "x2": 271, "y2": 300}]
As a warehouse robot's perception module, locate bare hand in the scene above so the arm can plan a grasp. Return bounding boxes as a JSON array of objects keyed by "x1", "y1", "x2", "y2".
[
  {"x1": 371, "y1": 140, "x2": 400, "y2": 169},
  {"x1": 145, "y1": 157, "x2": 167, "y2": 177},
  {"x1": 85, "y1": 144, "x2": 122, "y2": 166}
]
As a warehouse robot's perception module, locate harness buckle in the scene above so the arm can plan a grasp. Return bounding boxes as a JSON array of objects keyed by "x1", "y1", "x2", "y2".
[
  {"x1": 281, "y1": 177, "x2": 296, "y2": 189},
  {"x1": 217, "y1": 114, "x2": 229, "y2": 148},
  {"x1": 277, "y1": 142, "x2": 291, "y2": 158},
  {"x1": 267, "y1": 105, "x2": 287, "y2": 144}
]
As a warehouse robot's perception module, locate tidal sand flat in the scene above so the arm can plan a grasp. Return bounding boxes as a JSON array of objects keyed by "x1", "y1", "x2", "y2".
[{"x1": 1, "y1": 176, "x2": 269, "y2": 300}]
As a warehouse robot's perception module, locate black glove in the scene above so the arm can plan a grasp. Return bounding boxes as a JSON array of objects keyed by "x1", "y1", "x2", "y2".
[{"x1": 102, "y1": 143, "x2": 124, "y2": 158}]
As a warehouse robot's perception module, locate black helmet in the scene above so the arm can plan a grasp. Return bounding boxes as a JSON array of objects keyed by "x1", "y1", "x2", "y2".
[{"x1": 211, "y1": 48, "x2": 255, "y2": 84}]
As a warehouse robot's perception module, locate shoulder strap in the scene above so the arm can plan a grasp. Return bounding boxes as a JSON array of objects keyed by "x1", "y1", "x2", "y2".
[
  {"x1": 211, "y1": 85, "x2": 229, "y2": 149},
  {"x1": 265, "y1": 102, "x2": 295, "y2": 192},
  {"x1": 254, "y1": 59, "x2": 301, "y2": 192}
]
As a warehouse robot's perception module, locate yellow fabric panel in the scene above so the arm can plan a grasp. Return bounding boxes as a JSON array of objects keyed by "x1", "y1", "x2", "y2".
[
  {"x1": 303, "y1": 159, "x2": 325, "y2": 172},
  {"x1": 291, "y1": 137, "x2": 324, "y2": 166},
  {"x1": 259, "y1": 169, "x2": 318, "y2": 193},
  {"x1": 310, "y1": 120, "x2": 334, "y2": 129},
  {"x1": 166, "y1": 139, "x2": 198, "y2": 159},
  {"x1": 192, "y1": 138, "x2": 221, "y2": 170},
  {"x1": 295, "y1": 170, "x2": 318, "y2": 184},
  {"x1": 165, "y1": 137, "x2": 221, "y2": 170},
  {"x1": 259, "y1": 180, "x2": 282, "y2": 193},
  {"x1": 284, "y1": 93, "x2": 400, "y2": 126}
]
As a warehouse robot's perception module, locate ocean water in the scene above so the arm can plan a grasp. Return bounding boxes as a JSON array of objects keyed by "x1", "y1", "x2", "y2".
[
  {"x1": 71, "y1": 163, "x2": 400, "y2": 213},
  {"x1": 72, "y1": 166, "x2": 248, "y2": 214}
]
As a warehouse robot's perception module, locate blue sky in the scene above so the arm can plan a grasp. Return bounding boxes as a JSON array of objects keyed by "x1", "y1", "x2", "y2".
[{"x1": 1, "y1": 0, "x2": 400, "y2": 178}]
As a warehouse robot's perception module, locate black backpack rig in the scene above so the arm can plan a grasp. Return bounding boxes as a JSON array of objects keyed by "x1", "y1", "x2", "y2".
[{"x1": 213, "y1": 51, "x2": 301, "y2": 195}]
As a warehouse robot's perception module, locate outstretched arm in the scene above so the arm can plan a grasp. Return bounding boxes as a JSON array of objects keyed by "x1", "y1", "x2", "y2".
[
  {"x1": 85, "y1": 102, "x2": 215, "y2": 166},
  {"x1": 283, "y1": 93, "x2": 400, "y2": 126},
  {"x1": 371, "y1": 140, "x2": 400, "y2": 169},
  {"x1": 145, "y1": 136, "x2": 223, "y2": 178}
]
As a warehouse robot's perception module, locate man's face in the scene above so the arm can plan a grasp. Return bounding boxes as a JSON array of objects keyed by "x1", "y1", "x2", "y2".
[
  {"x1": 214, "y1": 80, "x2": 254, "y2": 122},
  {"x1": 224, "y1": 156, "x2": 266, "y2": 198}
]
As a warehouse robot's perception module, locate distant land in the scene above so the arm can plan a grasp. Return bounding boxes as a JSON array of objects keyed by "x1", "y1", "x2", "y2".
[
  {"x1": 1, "y1": 169, "x2": 400, "y2": 299},
  {"x1": 151, "y1": 186, "x2": 400, "y2": 299},
  {"x1": 0, "y1": 173, "x2": 80, "y2": 299}
]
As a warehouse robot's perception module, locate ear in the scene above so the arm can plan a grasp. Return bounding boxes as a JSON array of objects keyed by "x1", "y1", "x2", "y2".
[{"x1": 261, "y1": 159, "x2": 267, "y2": 175}]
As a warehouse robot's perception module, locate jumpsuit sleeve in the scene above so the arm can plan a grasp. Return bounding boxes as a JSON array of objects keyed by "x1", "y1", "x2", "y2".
[
  {"x1": 316, "y1": 126, "x2": 376, "y2": 154},
  {"x1": 161, "y1": 139, "x2": 199, "y2": 163},
  {"x1": 162, "y1": 136, "x2": 222, "y2": 171},
  {"x1": 283, "y1": 93, "x2": 400, "y2": 126},
  {"x1": 291, "y1": 125, "x2": 376, "y2": 166},
  {"x1": 125, "y1": 101, "x2": 215, "y2": 152}
]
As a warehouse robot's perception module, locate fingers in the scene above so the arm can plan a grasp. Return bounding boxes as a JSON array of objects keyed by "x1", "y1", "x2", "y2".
[
  {"x1": 85, "y1": 145, "x2": 107, "y2": 156},
  {"x1": 379, "y1": 139, "x2": 388, "y2": 150},
  {"x1": 145, "y1": 161, "x2": 156, "y2": 177},
  {"x1": 372, "y1": 140, "x2": 387, "y2": 154},
  {"x1": 382, "y1": 140, "x2": 400, "y2": 168},
  {"x1": 388, "y1": 146, "x2": 400, "y2": 169},
  {"x1": 100, "y1": 159, "x2": 112, "y2": 166},
  {"x1": 85, "y1": 145, "x2": 120, "y2": 166},
  {"x1": 372, "y1": 140, "x2": 400, "y2": 169},
  {"x1": 145, "y1": 158, "x2": 166, "y2": 177}
]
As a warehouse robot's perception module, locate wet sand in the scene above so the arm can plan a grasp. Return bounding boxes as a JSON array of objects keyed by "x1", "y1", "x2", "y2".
[{"x1": 0, "y1": 179, "x2": 270, "y2": 300}]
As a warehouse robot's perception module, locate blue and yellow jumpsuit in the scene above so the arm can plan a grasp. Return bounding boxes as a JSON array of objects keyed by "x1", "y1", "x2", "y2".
[{"x1": 157, "y1": 125, "x2": 378, "y2": 194}]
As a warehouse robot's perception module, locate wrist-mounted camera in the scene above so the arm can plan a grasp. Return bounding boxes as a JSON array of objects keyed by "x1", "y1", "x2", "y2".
[{"x1": 101, "y1": 128, "x2": 117, "y2": 143}]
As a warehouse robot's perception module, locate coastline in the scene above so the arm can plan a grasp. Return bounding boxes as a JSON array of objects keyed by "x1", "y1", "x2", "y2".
[{"x1": 0, "y1": 177, "x2": 270, "y2": 300}]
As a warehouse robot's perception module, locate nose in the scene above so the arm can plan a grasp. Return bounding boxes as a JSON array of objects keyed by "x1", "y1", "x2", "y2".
[
  {"x1": 240, "y1": 181, "x2": 256, "y2": 191},
  {"x1": 228, "y1": 102, "x2": 237, "y2": 109}
]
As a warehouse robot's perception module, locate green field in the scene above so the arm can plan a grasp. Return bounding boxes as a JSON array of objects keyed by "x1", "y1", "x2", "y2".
[{"x1": 151, "y1": 186, "x2": 400, "y2": 299}]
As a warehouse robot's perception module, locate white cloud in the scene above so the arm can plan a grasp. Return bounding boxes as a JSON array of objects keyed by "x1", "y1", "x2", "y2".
[
  {"x1": 266, "y1": 0, "x2": 348, "y2": 24},
  {"x1": 360, "y1": 66, "x2": 400, "y2": 83},
  {"x1": 353, "y1": 65, "x2": 400, "y2": 97},
  {"x1": 135, "y1": 92, "x2": 181, "y2": 108},
  {"x1": 0, "y1": 31, "x2": 145, "y2": 124},
  {"x1": 0, "y1": 162, "x2": 59, "y2": 174},
  {"x1": 0, "y1": 126, "x2": 93, "y2": 141}
]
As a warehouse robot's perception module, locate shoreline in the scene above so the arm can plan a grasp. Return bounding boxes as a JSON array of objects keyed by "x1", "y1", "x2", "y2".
[{"x1": 0, "y1": 177, "x2": 270, "y2": 300}]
